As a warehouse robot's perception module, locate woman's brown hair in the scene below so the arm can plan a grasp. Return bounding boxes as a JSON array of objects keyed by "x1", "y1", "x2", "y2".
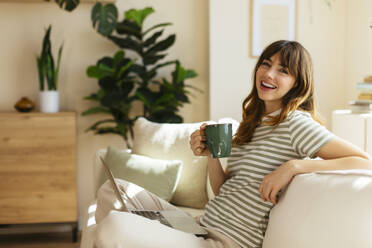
[{"x1": 233, "y1": 40, "x2": 321, "y2": 146}]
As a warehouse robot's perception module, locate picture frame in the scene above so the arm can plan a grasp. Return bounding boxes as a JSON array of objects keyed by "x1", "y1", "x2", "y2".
[{"x1": 250, "y1": 0, "x2": 296, "y2": 57}]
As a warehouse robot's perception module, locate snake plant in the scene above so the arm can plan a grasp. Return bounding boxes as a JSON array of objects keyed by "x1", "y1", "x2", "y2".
[{"x1": 36, "y1": 25, "x2": 63, "y2": 91}]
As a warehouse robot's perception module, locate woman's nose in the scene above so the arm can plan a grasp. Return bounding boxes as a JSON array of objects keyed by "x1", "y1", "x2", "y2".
[{"x1": 264, "y1": 68, "x2": 275, "y2": 79}]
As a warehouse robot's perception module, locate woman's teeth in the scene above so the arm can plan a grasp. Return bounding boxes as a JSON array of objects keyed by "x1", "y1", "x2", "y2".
[{"x1": 261, "y1": 81, "x2": 277, "y2": 89}]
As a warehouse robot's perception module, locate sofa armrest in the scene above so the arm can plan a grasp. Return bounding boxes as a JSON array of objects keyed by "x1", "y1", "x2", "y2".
[{"x1": 263, "y1": 169, "x2": 372, "y2": 248}]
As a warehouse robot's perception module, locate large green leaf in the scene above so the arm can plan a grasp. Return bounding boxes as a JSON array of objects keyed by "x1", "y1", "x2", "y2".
[
  {"x1": 142, "y1": 23, "x2": 172, "y2": 37},
  {"x1": 87, "y1": 64, "x2": 114, "y2": 79},
  {"x1": 125, "y1": 7, "x2": 154, "y2": 28},
  {"x1": 143, "y1": 29, "x2": 163, "y2": 47},
  {"x1": 116, "y1": 19, "x2": 142, "y2": 40},
  {"x1": 91, "y1": 3, "x2": 118, "y2": 37},
  {"x1": 85, "y1": 119, "x2": 115, "y2": 132},
  {"x1": 95, "y1": 127, "x2": 120, "y2": 135},
  {"x1": 143, "y1": 54, "x2": 166, "y2": 65},
  {"x1": 55, "y1": 0, "x2": 79, "y2": 12},
  {"x1": 145, "y1": 34, "x2": 175, "y2": 55},
  {"x1": 99, "y1": 77, "x2": 117, "y2": 91},
  {"x1": 108, "y1": 36, "x2": 142, "y2": 54},
  {"x1": 101, "y1": 92, "x2": 125, "y2": 107},
  {"x1": 82, "y1": 107, "x2": 111, "y2": 116},
  {"x1": 173, "y1": 63, "x2": 198, "y2": 84}
]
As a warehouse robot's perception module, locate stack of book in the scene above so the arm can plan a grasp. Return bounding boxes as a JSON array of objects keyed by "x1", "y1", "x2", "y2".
[{"x1": 350, "y1": 77, "x2": 372, "y2": 113}]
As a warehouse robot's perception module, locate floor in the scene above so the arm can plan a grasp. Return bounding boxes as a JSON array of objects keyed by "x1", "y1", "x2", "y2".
[{"x1": 0, "y1": 232, "x2": 81, "y2": 248}]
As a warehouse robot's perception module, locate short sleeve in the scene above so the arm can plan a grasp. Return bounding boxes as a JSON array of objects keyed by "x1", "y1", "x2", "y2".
[{"x1": 288, "y1": 112, "x2": 334, "y2": 158}]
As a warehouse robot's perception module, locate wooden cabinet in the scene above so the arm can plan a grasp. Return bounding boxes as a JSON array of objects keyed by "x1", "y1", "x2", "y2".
[
  {"x1": 332, "y1": 110, "x2": 372, "y2": 155},
  {"x1": 0, "y1": 112, "x2": 77, "y2": 235}
]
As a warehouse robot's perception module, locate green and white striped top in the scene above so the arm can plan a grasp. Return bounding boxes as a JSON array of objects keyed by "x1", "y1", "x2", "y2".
[{"x1": 200, "y1": 110, "x2": 334, "y2": 248}]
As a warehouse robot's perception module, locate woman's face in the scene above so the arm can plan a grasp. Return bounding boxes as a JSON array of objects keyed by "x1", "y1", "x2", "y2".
[{"x1": 255, "y1": 52, "x2": 296, "y2": 113}]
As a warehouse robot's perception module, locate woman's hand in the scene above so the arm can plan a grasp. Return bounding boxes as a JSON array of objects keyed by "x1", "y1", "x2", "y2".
[
  {"x1": 190, "y1": 123, "x2": 211, "y2": 157},
  {"x1": 259, "y1": 160, "x2": 298, "y2": 205}
]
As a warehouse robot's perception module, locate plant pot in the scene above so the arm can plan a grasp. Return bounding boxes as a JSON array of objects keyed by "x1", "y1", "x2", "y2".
[{"x1": 39, "y1": 91, "x2": 59, "y2": 113}]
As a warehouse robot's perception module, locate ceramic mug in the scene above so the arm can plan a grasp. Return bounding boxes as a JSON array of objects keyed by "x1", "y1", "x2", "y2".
[{"x1": 205, "y1": 123, "x2": 232, "y2": 158}]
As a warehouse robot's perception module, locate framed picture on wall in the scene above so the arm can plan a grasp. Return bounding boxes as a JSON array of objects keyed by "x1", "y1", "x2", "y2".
[{"x1": 250, "y1": 0, "x2": 296, "y2": 57}]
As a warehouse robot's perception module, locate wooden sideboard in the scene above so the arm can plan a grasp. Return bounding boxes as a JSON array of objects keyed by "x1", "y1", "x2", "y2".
[{"x1": 0, "y1": 112, "x2": 78, "y2": 240}]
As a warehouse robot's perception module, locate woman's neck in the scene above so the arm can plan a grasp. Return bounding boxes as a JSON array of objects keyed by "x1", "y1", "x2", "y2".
[{"x1": 264, "y1": 104, "x2": 282, "y2": 115}]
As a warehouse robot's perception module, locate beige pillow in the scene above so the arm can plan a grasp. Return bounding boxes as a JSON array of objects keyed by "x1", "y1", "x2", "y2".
[
  {"x1": 132, "y1": 117, "x2": 214, "y2": 208},
  {"x1": 263, "y1": 170, "x2": 372, "y2": 248},
  {"x1": 99, "y1": 146, "x2": 182, "y2": 201}
]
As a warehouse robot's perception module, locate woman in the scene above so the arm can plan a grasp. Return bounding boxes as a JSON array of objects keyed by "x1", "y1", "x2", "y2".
[
  {"x1": 95, "y1": 40, "x2": 372, "y2": 248},
  {"x1": 189, "y1": 40, "x2": 372, "y2": 247}
]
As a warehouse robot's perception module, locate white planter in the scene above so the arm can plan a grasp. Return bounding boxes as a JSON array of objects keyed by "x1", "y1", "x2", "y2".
[{"x1": 39, "y1": 91, "x2": 59, "y2": 113}]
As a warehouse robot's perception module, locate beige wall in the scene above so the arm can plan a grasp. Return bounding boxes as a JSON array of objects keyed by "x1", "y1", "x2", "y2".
[{"x1": 0, "y1": 0, "x2": 209, "y2": 228}]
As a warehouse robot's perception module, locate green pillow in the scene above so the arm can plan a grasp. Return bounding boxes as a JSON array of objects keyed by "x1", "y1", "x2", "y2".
[{"x1": 100, "y1": 146, "x2": 183, "y2": 202}]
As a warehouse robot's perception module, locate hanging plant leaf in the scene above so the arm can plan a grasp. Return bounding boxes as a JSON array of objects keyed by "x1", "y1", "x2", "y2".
[
  {"x1": 55, "y1": 0, "x2": 79, "y2": 12},
  {"x1": 91, "y1": 3, "x2": 118, "y2": 37}
]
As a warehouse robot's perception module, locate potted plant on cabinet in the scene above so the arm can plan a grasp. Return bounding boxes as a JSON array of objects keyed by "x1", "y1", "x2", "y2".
[{"x1": 37, "y1": 25, "x2": 63, "y2": 113}]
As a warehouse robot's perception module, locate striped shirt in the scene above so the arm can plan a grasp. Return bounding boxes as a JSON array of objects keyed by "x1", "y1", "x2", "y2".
[{"x1": 200, "y1": 110, "x2": 334, "y2": 248}]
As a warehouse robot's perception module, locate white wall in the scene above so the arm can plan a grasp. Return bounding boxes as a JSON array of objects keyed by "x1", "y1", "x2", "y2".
[{"x1": 210, "y1": 0, "x2": 348, "y2": 127}]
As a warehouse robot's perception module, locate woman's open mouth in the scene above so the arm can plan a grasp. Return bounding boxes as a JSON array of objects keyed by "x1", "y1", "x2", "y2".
[{"x1": 260, "y1": 81, "x2": 277, "y2": 90}]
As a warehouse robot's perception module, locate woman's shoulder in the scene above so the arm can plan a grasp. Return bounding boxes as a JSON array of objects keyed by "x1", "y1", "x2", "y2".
[
  {"x1": 287, "y1": 110, "x2": 312, "y2": 120},
  {"x1": 285, "y1": 110, "x2": 317, "y2": 127}
]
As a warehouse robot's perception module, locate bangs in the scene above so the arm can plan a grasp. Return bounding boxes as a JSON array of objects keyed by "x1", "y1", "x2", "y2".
[
  {"x1": 279, "y1": 46, "x2": 300, "y2": 77},
  {"x1": 260, "y1": 40, "x2": 301, "y2": 77}
]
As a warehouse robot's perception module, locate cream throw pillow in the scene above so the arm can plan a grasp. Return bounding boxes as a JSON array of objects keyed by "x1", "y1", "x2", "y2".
[
  {"x1": 132, "y1": 117, "x2": 214, "y2": 208},
  {"x1": 99, "y1": 146, "x2": 182, "y2": 202},
  {"x1": 263, "y1": 170, "x2": 372, "y2": 248}
]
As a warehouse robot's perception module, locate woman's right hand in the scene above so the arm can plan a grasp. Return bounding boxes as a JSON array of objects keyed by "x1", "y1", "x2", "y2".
[{"x1": 190, "y1": 123, "x2": 211, "y2": 157}]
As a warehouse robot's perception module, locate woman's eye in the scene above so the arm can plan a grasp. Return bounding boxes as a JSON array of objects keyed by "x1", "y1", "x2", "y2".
[
  {"x1": 280, "y1": 68, "x2": 289, "y2": 74},
  {"x1": 262, "y1": 61, "x2": 270, "y2": 67}
]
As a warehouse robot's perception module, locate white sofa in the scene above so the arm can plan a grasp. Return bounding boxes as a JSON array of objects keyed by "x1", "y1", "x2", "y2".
[{"x1": 80, "y1": 118, "x2": 372, "y2": 248}]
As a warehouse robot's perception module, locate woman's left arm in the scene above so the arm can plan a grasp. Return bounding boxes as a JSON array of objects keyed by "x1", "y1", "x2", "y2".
[{"x1": 259, "y1": 137, "x2": 372, "y2": 204}]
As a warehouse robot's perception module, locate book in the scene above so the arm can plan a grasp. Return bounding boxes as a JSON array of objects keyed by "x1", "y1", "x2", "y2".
[
  {"x1": 355, "y1": 82, "x2": 372, "y2": 91},
  {"x1": 349, "y1": 100, "x2": 372, "y2": 113},
  {"x1": 358, "y1": 93, "x2": 372, "y2": 100}
]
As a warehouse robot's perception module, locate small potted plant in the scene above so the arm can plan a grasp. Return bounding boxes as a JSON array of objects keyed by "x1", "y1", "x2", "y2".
[{"x1": 36, "y1": 25, "x2": 63, "y2": 113}]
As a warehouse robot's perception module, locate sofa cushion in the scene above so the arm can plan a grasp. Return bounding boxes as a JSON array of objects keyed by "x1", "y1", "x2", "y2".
[
  {"x1": 263, "y1": 169, "x2": 372, "y2": 248},
  {"x1": 132, "y1": 117, "x2": 215, "y2": 208},
  {"x1": 99, "y1": 146, "x2": 182, "y2": 202}
]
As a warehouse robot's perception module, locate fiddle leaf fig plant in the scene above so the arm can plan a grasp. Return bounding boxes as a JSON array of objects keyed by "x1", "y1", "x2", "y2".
[{"x1": 83, "y1": 5, "x2": 198, "y2": 147}]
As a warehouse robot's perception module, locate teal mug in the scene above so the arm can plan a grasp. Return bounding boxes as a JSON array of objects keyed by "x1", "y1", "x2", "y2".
[{"x1": 205, "y1": 123, "x2": 232, "y2": 158}]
